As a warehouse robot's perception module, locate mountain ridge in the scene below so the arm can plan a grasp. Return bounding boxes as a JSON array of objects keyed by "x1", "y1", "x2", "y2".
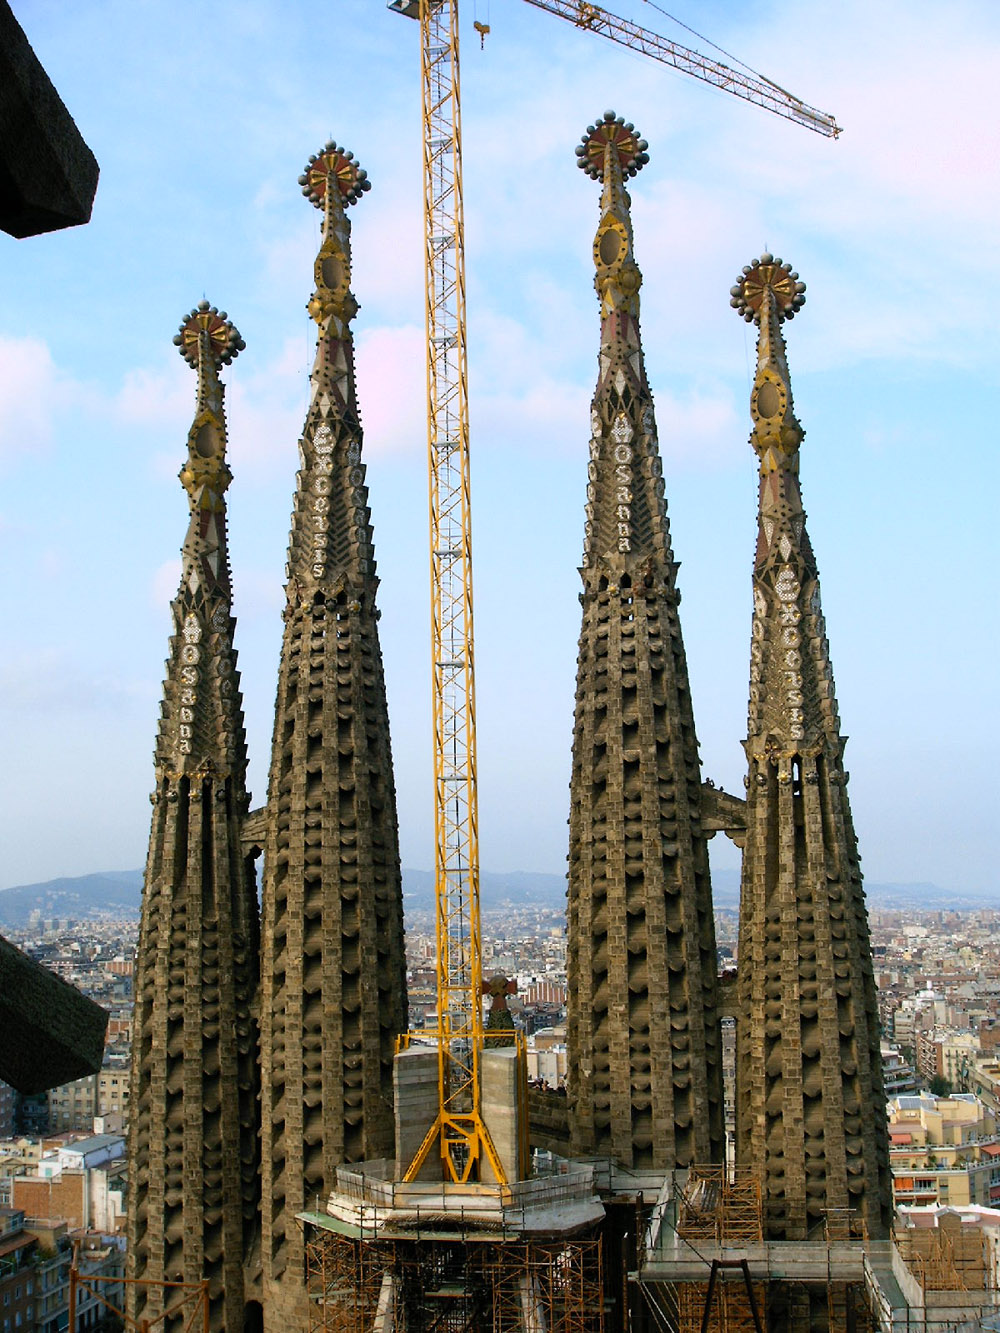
[{"x1": 0, "y1": 867, "x2": 991, "y2": 928}]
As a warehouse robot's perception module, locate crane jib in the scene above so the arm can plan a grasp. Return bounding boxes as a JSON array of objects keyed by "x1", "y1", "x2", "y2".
[{"x1": 389, "y1": 0, "x2": 841, "y2": 138}]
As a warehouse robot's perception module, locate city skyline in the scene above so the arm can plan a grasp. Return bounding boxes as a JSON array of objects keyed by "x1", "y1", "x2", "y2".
[{"x1": 0, "y1": 0, "x2": 997, "y2": 895}]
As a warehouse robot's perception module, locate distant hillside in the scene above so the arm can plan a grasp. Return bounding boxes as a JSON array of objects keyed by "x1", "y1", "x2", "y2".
[
  {"x1": 0, "y1": 870, "x2": 143, "y2": 927},
  {"x1": 0, "y1": 866, "x2": 990, "y2": 929},
  {"x1": 863, "y1": 881, "x2": 998, "y2": 910},
  {"x1": 403, "y1": 868, "x2": 568, "y2": 913}
]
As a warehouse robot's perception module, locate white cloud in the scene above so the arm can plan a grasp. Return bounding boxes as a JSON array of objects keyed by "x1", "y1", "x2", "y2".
[
  {"x1": 354, "y1": 323, "x2": 426, "y2": 457},
  {"x1": 101, "y1": 335, "x2": 313, "y2": 486},
  {"x1": 116, "y1": 357, "x2": 190, "y2": 429},
  {"x1": 689, "y1": 0, "x2": 1000, "y2": 369},
  {"x1": 0, "y1": 335, "x2": 58, "y2": 464},
  {"x1": 252, "y1": 207, "x2": 322, "y2": 307},
  {"x1": 653, "y1": 386, "x2": 744, "y2": 469},
  {"x1": 227, "y1": 335, "x2": 312, "y2": 477},
  {"x1": 785, "y1": 1, "x2": 999, "y2": 230},
  {"x1": 351, "y1": 178, "x2": 423, "y2": 319},
  {"x1": 475, "y1": 373, "x2": 591, "y2": 458}
]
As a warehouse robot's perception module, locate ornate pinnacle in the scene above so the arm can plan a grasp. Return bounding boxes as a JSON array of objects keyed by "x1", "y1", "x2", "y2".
[
  {"x1": 578, "y1": 112, "x2": 648, "y2": 320},
  {"x1": 174, "y1": 300, "x2": 245, "y2": 366},
  {"x1": 730, "y1": 252, "x2": 806, "y2": 324},
  {"x1": 298, "y1": 142, "x2": 369, "y2": 328},
  {"x1": 575, "y1": 110, "x2": 649, "y2": 181},
  {"x1": 161, "y1": 306, "x2": 244, "y2": 775},
  {"x1": 299, "y1": 141, "x2": 370, "y2": 209},
  {"x1": 733, "y1": 253, "x2": 805, "y2": 471},
  {"x1": 173, "y1": 301, "x2": 245, "y2": 434},
  {"x1": 173, "y1": 303, "x2": 241, "y2": 519},
  {"x1": 285, "y1": 142, "x2": 374, "y2": 594}
]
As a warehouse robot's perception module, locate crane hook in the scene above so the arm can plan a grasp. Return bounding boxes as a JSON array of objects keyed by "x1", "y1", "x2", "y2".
[{"x1": 473, "y1": 19, "x2": 490, "y2": 48}]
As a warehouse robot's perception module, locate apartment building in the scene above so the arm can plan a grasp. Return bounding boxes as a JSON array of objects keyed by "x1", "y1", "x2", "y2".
[
  {"x1": 0, "y1": 1209, "x2": 37, "y2": 1333},
  {"x1": 45, "y1": 1079, "x2": 96, "y2": 1136},
  {"x1": 889, "y1": 1094, "x2": 1000, "y2": 1209}
]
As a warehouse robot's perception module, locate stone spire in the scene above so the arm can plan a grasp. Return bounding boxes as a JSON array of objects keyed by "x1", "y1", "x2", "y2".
[
  {"x1": 731, "y1": 255, "x2": 891, "y2": 1242},
  {"x1": 128, "y1": 304, "x2": 260, "y2": 1333},
  {"x1": 565, "y1": 113, "x2": 723, "y2": 1170},
  {"x1": 258, "y1": 144, "x2": 406, "y2": 1323}
]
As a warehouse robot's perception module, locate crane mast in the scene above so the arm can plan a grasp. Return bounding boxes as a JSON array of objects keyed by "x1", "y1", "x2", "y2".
[{"x1": 392, "y1": 0, "x2": 504, "y2": 1186}]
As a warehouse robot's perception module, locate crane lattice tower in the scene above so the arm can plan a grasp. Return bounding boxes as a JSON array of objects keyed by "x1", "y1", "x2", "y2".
[
  {"x1": 566, "y1": 114, "x2": 724, "y2": 1170},
  {"x1": 257, "y1": 145, "x2": 407, "y2": 1325},
  {"x1": 731, "y1": 255, "x2": 892, "y2": 1243},
  {"x1": 127, "y1": 305, "x2": 260, "y2": 1333}
]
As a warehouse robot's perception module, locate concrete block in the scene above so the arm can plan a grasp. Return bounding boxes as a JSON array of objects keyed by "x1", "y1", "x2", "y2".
[{"x1": 393, "y1": 1047, "x2": 439, "y2": 1181}]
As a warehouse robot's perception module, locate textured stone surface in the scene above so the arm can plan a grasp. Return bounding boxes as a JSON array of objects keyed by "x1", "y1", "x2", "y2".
[
  {"x1": 258, "y1": 149, "x2": 406, "y2": 1327},
  {"x1": 393, "y1": 1048, "x2": 439, "y2": 1182},
  {"x1": 732, "y1": 256, "x2": 892, "y2": 1240},
  {"x1": 566, "y1": 116, "x2": 723, "y2": 1170},
  {"x1": 127, "y1": 307, "x2": 260, "y2": 1333},
  {"x1": 0, "y1": 1, "x2": 98, "y2": 237},
  {"x1": 0, "y1": 932, "x2": 107, "y2": 1093},
  {"x1": 480, "y1": 1047, "x2": 524, "y2": 1185},
  {"x1": 527, "y1": 1086, "x2": 571, "y2": 1156}
]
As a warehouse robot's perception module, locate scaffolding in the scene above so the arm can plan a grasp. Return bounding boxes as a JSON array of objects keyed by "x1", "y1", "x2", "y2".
[
  {"x1": 304, "y1": 1221, "x2": 604, "y2": 1333},
  {"x1": 822, "y1": 1212, "x2": 870, "y2": 1333},
  {"x1": 675, "y1": 1267, "x2": 765, "y2": 1333},
  {"x1": 825, "y1": 1281, "x2": 877, "y2": 1333},
  {"x1": 676, "y1": 1165, "x2": 763, "y2": 1246},
  {"x1": 304, "y1": 1229, "x2": 389, "y2": 1333},
  {"x1": 893, "y1": 1219, "x2": 994, "y2": 1295},
  {"x1": 486, "y1": 1239, "x2": 604, "y2": 1333},
  {"x1": 68, "y1": 1263, "x2": 209, "y2": 1333},
  {"x1": 636, "y1": 1168, "x2": 907, "y2": 1333}
]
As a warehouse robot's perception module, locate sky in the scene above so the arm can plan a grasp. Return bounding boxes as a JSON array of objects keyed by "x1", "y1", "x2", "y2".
[{"x1": 0, "y1": 0, "x2": 997, "y2": 896}]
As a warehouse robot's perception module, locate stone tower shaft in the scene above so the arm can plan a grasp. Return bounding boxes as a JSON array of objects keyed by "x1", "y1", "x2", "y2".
[
  {"x1": 566, "y1": 114, "x2": 723, "y2": 1170},
  {"x1": 732, "y1": 256, "x2": 891, "y2": 1241},
  {"x1": 128, "y1": 305, "x2": 260, "y2": 1333},
  {"x1": 258, "y1": 145, "x2": 406, "y2": 1324}
]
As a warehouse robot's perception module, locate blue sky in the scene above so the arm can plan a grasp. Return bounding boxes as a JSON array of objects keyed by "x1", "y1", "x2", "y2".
[{"x1": 1, "y1": 0, "x2": 997, "y2": 895}]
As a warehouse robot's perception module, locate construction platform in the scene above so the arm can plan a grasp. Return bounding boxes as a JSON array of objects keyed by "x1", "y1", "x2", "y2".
[
  {"x1": 306, "y1": 1157, "x2": 605, "y2": 1239},
  {"x1": 300, "y1": 1159, "x2": 607, "y2": 1333},
  {"x1": 634, "y1": 1166, "x2": 1000, "y2": 1332},
  {"x1": 300, "y1": 1158, "x2": 1000, "y2": 1332}
]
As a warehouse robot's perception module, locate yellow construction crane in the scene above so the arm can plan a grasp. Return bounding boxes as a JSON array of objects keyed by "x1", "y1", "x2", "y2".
[
  {"x1": 389, "y1": 0, "x2": 498, "y2": 1188},
  {"x1": 387, "y1": 0, "x2": 840, "y2": 1188}
]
